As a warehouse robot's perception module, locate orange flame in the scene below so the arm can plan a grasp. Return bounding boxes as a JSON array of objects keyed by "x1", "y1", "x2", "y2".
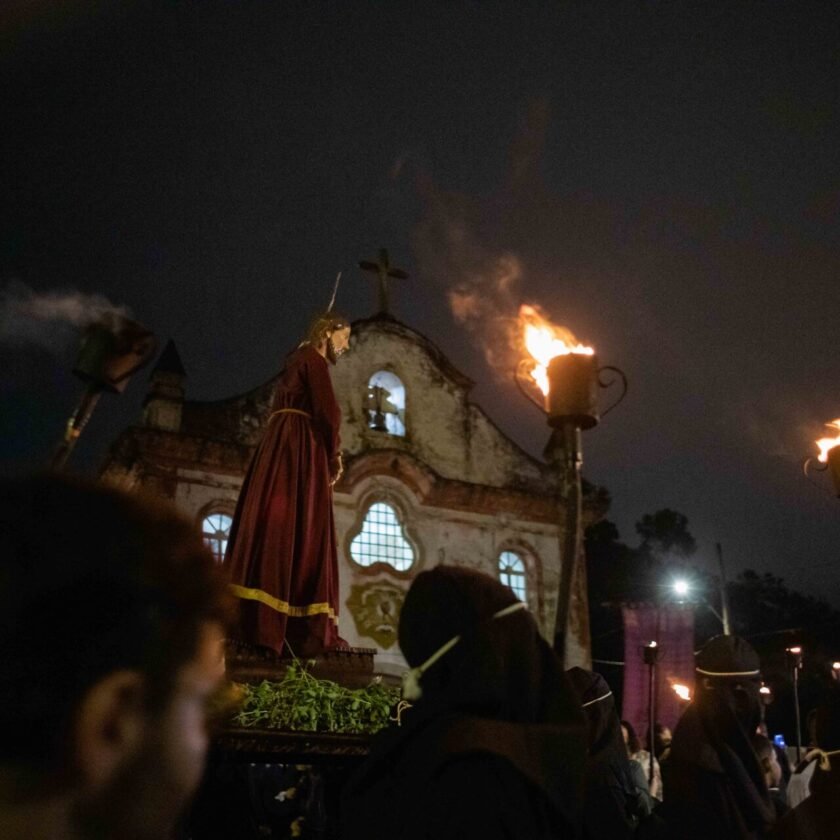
[
  {"x1": 672, "y1": 683, "x2": 691, "y2": 702},
  {"x1": 816, "y1": 419, "x2": 840, "y2": 463},
  {"x1": 519, "y1": 304, "x2": 593, "y2": 395}
]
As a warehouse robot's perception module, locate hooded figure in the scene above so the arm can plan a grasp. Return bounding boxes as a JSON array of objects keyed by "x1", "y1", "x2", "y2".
[
  {"x1": 656, "y1": 635, "x2": 775, "y2": 839},
  {"x1": 771, "y1": 685, "x2": 840, "y2": 839},
  {"x1": 341, "y1": 566, "x2": 587, "y2": 840},
  {"x1": 567, "y1": 668, "x2": 649, "y2": 839}
]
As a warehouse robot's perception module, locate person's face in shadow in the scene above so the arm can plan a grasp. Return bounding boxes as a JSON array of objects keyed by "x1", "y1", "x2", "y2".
[{"x1": 73, "y1": 622, "x2": 226, "y2": 840}]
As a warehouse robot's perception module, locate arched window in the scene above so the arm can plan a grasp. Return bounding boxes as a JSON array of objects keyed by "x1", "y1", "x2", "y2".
[
  {"x1": 366, "y1": 370, "x2": 406, "y2": 436},
  {"x1": 350, "y1": 502, "x2": 415, "y2": 571},
  {"x1": 202, "y1": 512, "x2": 233, "y2": 563},
  {"x1": 498, "y1": 550, "x2": 527, "y2": 602}
]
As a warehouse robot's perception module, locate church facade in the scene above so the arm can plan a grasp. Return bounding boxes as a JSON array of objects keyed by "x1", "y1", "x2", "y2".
[{"x1": 101, "y1": 314, "x2": 600, "y2": 673}]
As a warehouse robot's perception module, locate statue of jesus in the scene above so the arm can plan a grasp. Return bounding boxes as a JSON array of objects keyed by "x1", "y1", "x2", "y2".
[{"x1": 224, "y1": 311, "x2": 351, "y2": 657}]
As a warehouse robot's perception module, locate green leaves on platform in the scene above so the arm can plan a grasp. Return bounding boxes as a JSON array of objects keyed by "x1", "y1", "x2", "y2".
[{"x1": 231, "y1": 660, "x2": 399, "y2": 734}]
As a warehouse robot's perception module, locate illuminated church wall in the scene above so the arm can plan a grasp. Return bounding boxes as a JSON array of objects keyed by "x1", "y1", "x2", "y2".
[{"x1": 101, "y1": 315, "x2": 599, "y2": 673}]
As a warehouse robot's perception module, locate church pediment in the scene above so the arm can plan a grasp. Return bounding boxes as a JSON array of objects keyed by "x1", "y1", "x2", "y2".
[
  {"x1": 336, "y1": 447, "x2": 564, "y2": 524},
  {"x1": 331, "y1": 316, "x2": 557, "y2": 494}
]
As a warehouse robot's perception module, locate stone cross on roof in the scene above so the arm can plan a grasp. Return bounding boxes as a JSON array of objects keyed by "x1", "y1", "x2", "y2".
[{"x1": 358, "y1": 248, "x2": 408, "y2": 316}]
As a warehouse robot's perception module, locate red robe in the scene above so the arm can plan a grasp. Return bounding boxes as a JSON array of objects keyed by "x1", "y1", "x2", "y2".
[{"x1": 224, "y1": 345, "x2": 343, "y2": 656}]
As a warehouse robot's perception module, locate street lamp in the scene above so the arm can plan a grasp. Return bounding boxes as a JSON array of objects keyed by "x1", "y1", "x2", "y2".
[
  {"x1": 673, "y1": 579, "x2": 690, "y2": 598},
  {"x1": 669, "y1": 571, "x2": 731, "y2": 634}
]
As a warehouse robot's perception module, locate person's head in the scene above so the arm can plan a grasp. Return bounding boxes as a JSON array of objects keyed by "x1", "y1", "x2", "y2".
[
  {"x1": 389, "y1": 567, "x2": 587, "y2": 832},
  {"x1": 751, "y1": 734, "x2": 782, "y2": 789},
  {"x1": 566, "y1": 668, "x2": 624, "y2": 763},
  {"x1": 653, "y1": 722, "x2": 672, "y2": 753},
  {"x1": 621, "y1": 720, "x2": 642, "y2": 754},
  {"x1": 303, "y1": 312, "x2": 350, "y2": 363},
  {"x1": 398, "y1": 566, "x2": 581, "y2": 727},
  {"x1": 0, "y1": 473, "x2": 234, "y2": 839},
  {"x1": 680, "y1": 636, "x2": 775, "y2": 830},
  {"x1": 695, "y1": 634, "x2": 763, "y2": 734}
]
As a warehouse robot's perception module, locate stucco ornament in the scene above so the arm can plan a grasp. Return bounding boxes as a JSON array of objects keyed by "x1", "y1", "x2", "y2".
[{"x1": 346, "y1": 581, "x2": 406, "y2": 649}]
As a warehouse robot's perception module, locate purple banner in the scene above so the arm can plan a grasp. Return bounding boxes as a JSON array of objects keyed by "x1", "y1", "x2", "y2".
[{"x1": 621, "y1": 604, "x2": 695, "y2": 740}]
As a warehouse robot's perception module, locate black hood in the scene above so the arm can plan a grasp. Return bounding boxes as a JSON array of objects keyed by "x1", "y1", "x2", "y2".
[
  {"x1": 671, "y1": 635, "x2": 773, "y2": 835},
  {"x1": 346, "y1": 566, "x2": 588, "y2": 828}
]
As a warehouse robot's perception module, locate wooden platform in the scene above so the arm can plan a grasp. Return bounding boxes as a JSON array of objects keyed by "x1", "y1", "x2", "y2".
[
  {"x1": 213, "y1": 726, "x2": 371, "y2": 763},
  {"x1": 189, "y1": 644, "x2": 385, "y2": 837},
  {"x1": 225, "y1": 639, "x2": 377, "y2": 688},
  {"x1": 216, "y1": 640, "x2": 387, "y2": 765}
]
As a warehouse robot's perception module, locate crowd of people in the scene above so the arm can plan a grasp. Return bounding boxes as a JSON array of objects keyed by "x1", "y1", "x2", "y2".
[
  {"x1": 344, "y1": 569, "x2": 840, "y2": 840},
  {"x1": 1, "y1": 473, "x2": 838, "y2": 839}
]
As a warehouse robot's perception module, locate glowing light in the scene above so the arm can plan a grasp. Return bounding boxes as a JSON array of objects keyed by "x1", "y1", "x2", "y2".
[
  {"x1": 672, "y1": 683, "x2": 691, "y2": 702},
  {"x1": 647, "y1": 640, "x2": 658, "y2": 648},
  {"x1": 759, "y1": 685, "x2": 772, "y2": 696},
  {"x1": 832, "y1": 662, "x2": 840, "y2": 671},
  {"x1": 816, "y1": 419, "x2": 840, "y2": 463},
  {"x1": 673, "y1": 579, "x2": 690, "y2": 597},
  {"x1": 787, "y1": 645, "x2": 802, "y2": 655},
  {"x1": 520, "y1": 304, "x2": 593, "y2": 396}
]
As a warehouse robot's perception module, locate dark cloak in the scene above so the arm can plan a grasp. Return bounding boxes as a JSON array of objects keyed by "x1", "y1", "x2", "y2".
[
  {"x1": 567, "y1": 667, "x2": 645, "y2": 839},
  {"x1": 656, "y1": 635, "x2": 775, "y2": 840},
  {"x1": 771, "y1": 686, "x2": 840, "y2": 840},
  {"x1": 341, "y1": 566, "x2": 587, "y2": 840},
  {"x1": 224, "y1": 345, "x2": 343, "y2": 656}
]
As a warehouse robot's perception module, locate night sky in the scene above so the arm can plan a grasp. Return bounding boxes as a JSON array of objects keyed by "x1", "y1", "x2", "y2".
[{"x1": 3, "y1": 2, "x2": 839, "y2": 603}]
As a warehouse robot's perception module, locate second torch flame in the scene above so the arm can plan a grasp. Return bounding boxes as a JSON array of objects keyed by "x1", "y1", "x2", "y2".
[
  {"x1": 520, "y1": 304, "x2": 594, "y2": 396},
  {"x1": 816, "y1": 419, "x2": 840, "y2": 463}
]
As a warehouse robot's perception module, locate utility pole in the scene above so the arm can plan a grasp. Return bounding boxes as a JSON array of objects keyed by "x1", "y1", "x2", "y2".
[{"x1": 716, "y1": 542, "x2": 732, "y2": 635}]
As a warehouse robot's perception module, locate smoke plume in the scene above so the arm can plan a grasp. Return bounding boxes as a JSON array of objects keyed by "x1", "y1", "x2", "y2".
[
  {"x1": 0, "y1": 281, "x2": 131, "y2": 353},
  {"x1": 407, "y1": 99, "x2": 584, "y2": 378},
  {"x1": 405, "y1": 165, "x2": 520, "y2": 375}
]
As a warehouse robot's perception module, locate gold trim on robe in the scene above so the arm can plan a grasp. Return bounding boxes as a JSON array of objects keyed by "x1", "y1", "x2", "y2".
[{"x1": 230, "y1": 584, "x2": 338, "y2": 624}]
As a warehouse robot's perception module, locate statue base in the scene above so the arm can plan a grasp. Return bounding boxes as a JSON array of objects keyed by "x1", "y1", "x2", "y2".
[{"x1": 226, "y1": 639, "x2": 377, "y2": 688}]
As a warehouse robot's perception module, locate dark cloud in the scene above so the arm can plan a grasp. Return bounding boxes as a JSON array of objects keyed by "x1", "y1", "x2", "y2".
[{"x1": 2, "y1": 1, "x2": 839, "y2": 602}]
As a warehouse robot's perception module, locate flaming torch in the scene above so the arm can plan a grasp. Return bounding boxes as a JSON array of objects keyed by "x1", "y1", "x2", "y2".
[
  {"x1": 516, "y1": 305, "x2": 626, "y2": 667},
  {"x1": 52, "y1": 315, "x2": 157, "y2": 469},
  {"x1": 803, "y1": 419, "x2": 840, "y2": 497}
]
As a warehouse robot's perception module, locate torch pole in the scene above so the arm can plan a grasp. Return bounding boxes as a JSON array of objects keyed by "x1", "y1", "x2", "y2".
[
  {"x1": 648, "y1": 657, "x2": 657, "y2": 785},
  {"x1": 51, "y1": 385, "x2": 103, "y2": 470},
  {"x1": 793, "y1": 659, "x2": 802, "y2": 764},
  {"x1": 642, "y1": 643, "x2": 661, "y2": 789},
  {"x1": 552, "y1": 420, "x2": 583, "y2": 668}
]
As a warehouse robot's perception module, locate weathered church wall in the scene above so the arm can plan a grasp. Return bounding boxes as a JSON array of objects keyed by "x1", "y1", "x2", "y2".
[
  {"x1": 331, "y1": 319, "x2": 555, "y2": 493},
  {"x1": 333, "y1": 472, "x2": 562, "y2": 673},
  {"x1": 100, "y1": 314, "x2": 595, "y2": 673}
]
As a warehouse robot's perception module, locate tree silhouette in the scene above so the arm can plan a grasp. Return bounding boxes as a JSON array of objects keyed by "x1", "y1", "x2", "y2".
[
  {"x1": 635, "y1": 509, "x2": 697, "y2": 559},
  {"x1": 586, "y1": 512, "x2": 840, "y2": 740}
]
